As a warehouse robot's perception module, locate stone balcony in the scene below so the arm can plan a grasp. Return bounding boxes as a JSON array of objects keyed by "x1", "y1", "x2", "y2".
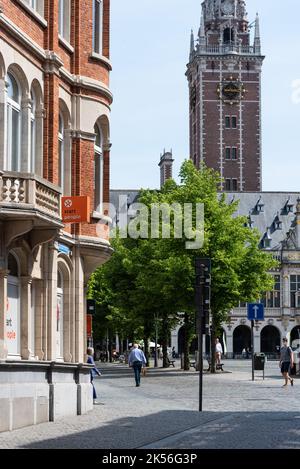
[
  {"x1": 195, "y1": 44, "x2": 261, "y2": 57},
  {"x1": 0, "y1": 171, "x2": 63, "y2": 252},
  {"x1": 0, "y1": 171, "x2": 61, "y2": 220},
  {"x1": 231, "y1": 307, "x2": 283, "y2": 319}
]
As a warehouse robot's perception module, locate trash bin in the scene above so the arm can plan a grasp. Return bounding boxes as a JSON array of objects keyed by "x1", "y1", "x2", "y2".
[
  {"x1": 254, "y1": 353, "x2": 265, "y2": 370},
  {"x1": 254, "y1": 353, "x2": 265, "y2": 379}
]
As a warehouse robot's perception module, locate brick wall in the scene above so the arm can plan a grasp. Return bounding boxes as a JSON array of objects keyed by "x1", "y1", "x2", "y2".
[{"x1": 1, "y1": 0, "x2": 112, "y2": 238}]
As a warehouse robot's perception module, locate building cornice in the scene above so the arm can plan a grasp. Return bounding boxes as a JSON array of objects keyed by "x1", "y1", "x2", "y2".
[
  {"x1": 60, "y1": 68, "x2": 113, "y2": 103},
  {"x1": 89, "y1": 52, "x2": 112, "y2": 71},
  {"x1": 69, "y1": 130, "x2": 96, "y2": 141}
]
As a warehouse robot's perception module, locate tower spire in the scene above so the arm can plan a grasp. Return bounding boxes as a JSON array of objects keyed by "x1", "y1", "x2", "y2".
[
  {"x1": 190, "y1": 29, "x2": 195, "y2": 59},
  {"x1": 198, "y1": 10, "x2": 206, "y2": 49},
  {"x1": 254, "y1": 12, "x2": 261, "y2": 53}
]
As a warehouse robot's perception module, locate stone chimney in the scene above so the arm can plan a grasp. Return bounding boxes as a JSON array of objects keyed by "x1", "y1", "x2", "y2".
[
  {"x1": 158, "y1": 149, "x2": 174, "y2": 189},
  {"x1": 295, "y1": 198, "x2": 300, "y2": 248}
]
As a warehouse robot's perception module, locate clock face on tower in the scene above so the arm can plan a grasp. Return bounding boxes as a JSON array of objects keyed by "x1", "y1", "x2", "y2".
[
  {"x1": 217, "y1": 77, "x2": 246, "y2": 105},
  {"x1": 221, "y1": 0, "x2": 235, "y2": 15}
]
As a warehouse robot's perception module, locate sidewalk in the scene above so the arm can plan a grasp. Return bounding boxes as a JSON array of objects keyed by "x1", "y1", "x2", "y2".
[{"x1": 0, "y1": 360, "x2": 299, "y2": 449}]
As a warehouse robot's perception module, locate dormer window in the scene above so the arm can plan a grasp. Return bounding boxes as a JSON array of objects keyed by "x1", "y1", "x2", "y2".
[
  {"x1": 254, "y1": 197, "x2": 264, "y2": 214},
  {"x1": 273, "y1": 215, "x2": 282, "y2": 231},
  {"x1": 245, "y1": 214, "x2": 254, "y2": 229},
  {"x1": 262, "y1": 238, "x2": 271, "y2": 249},
  {"x1": 283, "y1": 199, "x2": 294, "y2": 214},
  {"x1": 261, "y1": 230, "x2": 272, "y2": 249}
]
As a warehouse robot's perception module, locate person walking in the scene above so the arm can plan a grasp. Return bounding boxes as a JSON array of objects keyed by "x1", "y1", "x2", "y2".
[
  {"x1": 215, "y1": 338, "x2": 223, "y2": 365},
  {"x1": 87, "y1": 347, "x2": 102, "y2": 404},
  {"x1": 128, "y1": 343, "x2": 147, "y2": 387},
  {"x1": 280, "y1": 338, "x2": 294, "y2": 387}
]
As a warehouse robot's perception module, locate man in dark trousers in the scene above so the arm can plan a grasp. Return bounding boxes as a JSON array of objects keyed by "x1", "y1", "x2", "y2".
[
  {"x1": 87, "y1": 347, "x2": 102, "y2": 403},
  {"x1": 128, "y1": 343, "x2": 147, "y2": 387},
  {"x1": 280, "y1": 338, "x2": 294, "y2": 387}
]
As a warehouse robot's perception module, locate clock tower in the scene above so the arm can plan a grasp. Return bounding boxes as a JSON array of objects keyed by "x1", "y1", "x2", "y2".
[{"x1": 187, "y1": 0, "x2": 264, "y2": 191}]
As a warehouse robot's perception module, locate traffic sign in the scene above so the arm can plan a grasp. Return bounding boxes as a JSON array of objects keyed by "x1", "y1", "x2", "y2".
[{"x1": 247, "y1": 303, "x2": 264, "y2": 321}]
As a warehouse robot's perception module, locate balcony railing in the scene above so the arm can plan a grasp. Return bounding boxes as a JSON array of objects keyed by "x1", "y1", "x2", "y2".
[
  {"x1": 0, "y1": 171, "x2": 61, "y2": 219},
  {"x1": 195, "y1": 44, "x2": 261, "y2": 56}
]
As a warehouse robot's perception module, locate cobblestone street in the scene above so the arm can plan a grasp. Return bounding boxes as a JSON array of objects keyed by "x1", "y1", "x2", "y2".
[{"x1": 0, "y1": 360, "x2": 299, "y2": 449}]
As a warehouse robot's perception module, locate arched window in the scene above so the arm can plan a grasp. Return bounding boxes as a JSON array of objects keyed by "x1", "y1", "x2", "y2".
[
  {"x1": 58, "y1": 113, "x2": 65, "y2": 191},
  {"x1": 6, "y1": 73, "x2": 21, "y2": 171},
  {"x1": 261, "y1": 326, "x2": 280, "y2": 356},
  {"x1": 30, "y1": 82, "x2": 44, "y2": 176},
  {"x1": 30, "y1": 89, "x2": 36, "y2": 173},
  {"x1": 233, "y1": 325, "x2": 251, "y2": 355},
  {"x1": 94, "y1": 123, "x2": 103, "y2": 212},
  {"x1": 7, "y1": 253, "x2": 21, "y2": 357},
  {"x1": 56, "y1": 269, "x2": 64, "y2": 360}
]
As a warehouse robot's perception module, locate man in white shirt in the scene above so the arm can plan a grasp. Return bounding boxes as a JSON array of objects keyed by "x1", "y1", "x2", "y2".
[{"x1": 215, "y1": 338, "x2": 223, "y2": 365}]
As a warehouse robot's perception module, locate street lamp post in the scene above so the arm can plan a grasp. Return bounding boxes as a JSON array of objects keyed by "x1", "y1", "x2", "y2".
[
  {"x1": 154, "y1": 314, "x2": 158, "y2": 368},
  {"x1": 195, "y1": 258, "x2": 211, "y2": 412}
]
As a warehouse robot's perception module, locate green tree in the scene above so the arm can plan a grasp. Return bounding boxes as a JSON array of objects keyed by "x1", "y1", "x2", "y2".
[{"x1": 89, "y1": 161, "x2": 277, "y2": 371}]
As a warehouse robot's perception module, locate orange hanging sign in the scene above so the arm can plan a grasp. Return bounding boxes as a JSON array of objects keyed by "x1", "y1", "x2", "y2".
[
  {"x1": 87, "y1": 314, "x2": 93, "y2": 337},
  {"x1": 62, "y1": 196, "x2": 91, "y2": 224}
]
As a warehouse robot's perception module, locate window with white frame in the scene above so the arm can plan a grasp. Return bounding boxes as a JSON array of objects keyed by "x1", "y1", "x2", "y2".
[
  {"x1": 263, "y1": 275, "x2": 281, "y2": 308},
  {"x1": 6, "y1": 73, "x2": 21, "y2": 172},
  {"x1": 24, "y1": 0, "x2": 44, "y2": 16},
  {"x1": 58, "y1": 113, "x2": 65, "y2": 191},
  {"x1": 59, "y1": 0, "x2": 71, "y2": 42},
  {"x1": 94, "y1": 123, "x2": 103, "y2": 212},
  {"x1": 93, "y1": 0, "x2": 103, "y2": 54},
  {"x1": 290, "y1": 275, "x2": 300, "y2": 308}
]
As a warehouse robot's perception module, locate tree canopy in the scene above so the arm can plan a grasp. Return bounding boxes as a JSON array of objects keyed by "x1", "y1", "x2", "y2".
[{"x1": 89, "y1": 161, "x2": 278, "y2": 361}]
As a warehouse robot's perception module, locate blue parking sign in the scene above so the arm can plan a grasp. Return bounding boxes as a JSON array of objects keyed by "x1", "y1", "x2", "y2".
[{"x1": 247, "y1": 303, "x2": 264, "y2": 321}]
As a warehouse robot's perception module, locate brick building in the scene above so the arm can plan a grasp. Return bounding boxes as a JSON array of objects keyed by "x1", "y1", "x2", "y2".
[
  {"x1": 0, "y1": 0, "x2": 112, "y2": 431},
  {"x1": 187, "y1": 0, "x2": 264, "y2": 192}
]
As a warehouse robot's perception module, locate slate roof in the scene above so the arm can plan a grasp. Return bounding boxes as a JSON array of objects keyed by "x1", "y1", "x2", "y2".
[{"x1": 110, "y1": 190, "x2": 300, "y2": 250}]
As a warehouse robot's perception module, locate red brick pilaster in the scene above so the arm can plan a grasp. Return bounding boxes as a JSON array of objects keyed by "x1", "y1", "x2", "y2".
[{"x1": 103, "y1": 147, "x2": 110, "y2": 206}]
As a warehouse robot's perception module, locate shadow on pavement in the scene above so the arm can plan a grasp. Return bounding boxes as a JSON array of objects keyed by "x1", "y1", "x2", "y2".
[{"x1": 21, "y1": 409, "x2": 300, "y2": 449}]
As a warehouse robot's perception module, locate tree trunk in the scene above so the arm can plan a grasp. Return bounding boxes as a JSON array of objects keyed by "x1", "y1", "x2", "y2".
[
  {"x1": 143, "y1": 318, "x2": 152, "y2": 367},
  {"x1": 108, "y1": 335, "x2": 113, "y2": 363},
  {"x1": 143, "y1": 334, "x2": 150, "y2": 367},
  {"x1": 162, "y1": 319, "x2": 169, "y2": 368},
  {"x1": 210, "y1": 321, "x2": 216, "y2": 373},
  {"x1": 183, "y1": 313, "x2": 191, "y2": 371}
]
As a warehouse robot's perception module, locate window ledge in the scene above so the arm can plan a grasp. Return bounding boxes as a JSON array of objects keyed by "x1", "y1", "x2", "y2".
[
  {"x1": 15, "y1": 0, "x2": 47, "y2": 28},
  {"x1": 89, "y1": 52, "x2": 112, "y2": 71},
  {"x1": 59, "y1": 35, "x2": 74, "y2": 54}
]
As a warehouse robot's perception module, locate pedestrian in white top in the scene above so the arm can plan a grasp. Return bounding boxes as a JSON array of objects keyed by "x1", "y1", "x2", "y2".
[{"x1": 215, "y1": 338, "x2": 223, "y2": 365}]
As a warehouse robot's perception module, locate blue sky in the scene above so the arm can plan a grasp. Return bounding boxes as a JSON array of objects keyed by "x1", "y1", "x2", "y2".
[{"x1": 110, "y1": 0, "x2": 300, "y2": 191}]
